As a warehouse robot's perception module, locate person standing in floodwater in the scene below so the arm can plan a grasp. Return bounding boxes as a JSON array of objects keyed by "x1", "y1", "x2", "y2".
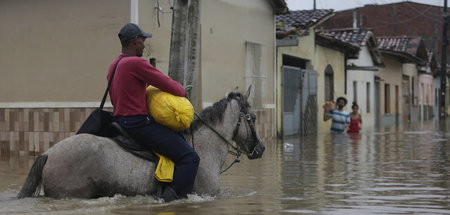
[
  {"x1": 323, "y1": 97, "x2": 350, "y2": 134},
  {"x1": 348, "y1": 102, "x2": 362, "y2": 133}
]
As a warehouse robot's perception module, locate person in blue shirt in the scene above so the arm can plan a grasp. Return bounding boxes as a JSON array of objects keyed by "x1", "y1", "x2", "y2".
[{"x1": 323, "y1": 97, "x2": 350, "y2": 133}]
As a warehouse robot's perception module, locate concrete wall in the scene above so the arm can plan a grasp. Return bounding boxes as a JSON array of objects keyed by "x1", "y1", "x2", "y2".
[
  {"x1": 348, "y1": 46, "x2": 375, "y2": 67},
  {"x1": 346, "y1": 69, "x2": 377, "y2": 132},
  {"x1": 198, "y1": 0, "x2": 276, "y2": 140},
  {"x1": 0, "y1": 0, "x2": 276, "y2": 108},
  {"x1": 201, "y1": 0, "x2": 276, "y2": 109},
  {"x1": 378, "y1": 55, "x2": 403, "y2": 127},
  {"x1": 0, "y1": 0, "x2": 128, "y2": 104},
  {"x1": 138, "y1": 0, "x2": 174, "y2": 76}
]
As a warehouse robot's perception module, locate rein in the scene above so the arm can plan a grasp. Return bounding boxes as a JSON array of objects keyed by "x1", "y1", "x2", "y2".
[
  {"x1": 193, "y1": 112, "x2": 240, "y2": 154},
  {"x1": 185, "y1": 85, "x2": 256, "y2": 174},
  {"x1": 192, "y1": 112, "x2": 241, "y2": 174}
]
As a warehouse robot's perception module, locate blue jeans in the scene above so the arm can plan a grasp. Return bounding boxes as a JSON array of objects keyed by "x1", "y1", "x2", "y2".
[{"x1": 114, "y1": 115, "x2": 200, "y2": 196}]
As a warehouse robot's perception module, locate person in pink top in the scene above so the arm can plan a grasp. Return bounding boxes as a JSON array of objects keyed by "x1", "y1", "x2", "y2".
[
  {"x1": 108, "y1": 23, "x2": 199, "y2": 202},
  {"x1": 348, "y1": 102, "x2": 362, "y2": 133}
]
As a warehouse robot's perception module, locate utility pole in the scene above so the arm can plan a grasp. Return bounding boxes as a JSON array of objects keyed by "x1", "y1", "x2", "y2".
[
  {"x1": 168, "y1": 0, "x2": 201, "y2": 110},
  {"x1": 168, "y1": 0, "x2": 188, "y2": 83},
  {"x1": 440, "y1": 0, "x2": 448, "y2": 119}
]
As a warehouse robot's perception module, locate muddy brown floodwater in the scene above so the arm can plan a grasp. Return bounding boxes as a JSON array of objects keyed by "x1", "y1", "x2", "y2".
[{"x1": 1, "y1": 120, "x2": 449, "y2": 214}]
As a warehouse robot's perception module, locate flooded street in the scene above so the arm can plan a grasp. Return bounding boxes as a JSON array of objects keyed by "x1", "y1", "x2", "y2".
[{"x1": 1, "y1": 120, "x2": 450, "y2": 214}]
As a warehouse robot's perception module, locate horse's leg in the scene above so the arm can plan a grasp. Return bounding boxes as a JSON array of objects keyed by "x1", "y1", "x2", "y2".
[
  {"x1": 193, "y1": 168, "x2": 221, "y2": 195},
  {"x1": 190, "y1": 130, "x2": 228, "y2": 195}
]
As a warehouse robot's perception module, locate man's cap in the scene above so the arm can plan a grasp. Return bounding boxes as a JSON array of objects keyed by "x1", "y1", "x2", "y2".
[{"x1": 118, "y1": 23, "x2": 152, "y2": 43}]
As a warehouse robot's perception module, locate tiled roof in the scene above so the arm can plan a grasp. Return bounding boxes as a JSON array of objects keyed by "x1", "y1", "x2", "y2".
[
  {"x1": 318, "y1": 28, "x2": 374, "y2": 47},
  {"x1": 317, "y1": 28, "x2": 384, "y2": 65},
  {"x1": 377, "y1": 36, "x2": 422, "y2": 56},
  {"x1": 315, "y1": 32, "x2": 360, "y2": 58},
  {"x1": 276, "y1": 9, "x2": 334, "y2": 29},
  {"x1": 377, "y1": 36, "x2": 427, "y2": 65}
]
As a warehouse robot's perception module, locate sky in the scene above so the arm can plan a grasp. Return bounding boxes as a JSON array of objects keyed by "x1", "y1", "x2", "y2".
[{"x1": 286, "y1": 0, "x2": 444, "y2": 11}]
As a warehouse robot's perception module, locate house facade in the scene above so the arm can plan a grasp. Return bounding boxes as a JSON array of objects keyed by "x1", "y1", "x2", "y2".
[
  {"x1": 321, "y1": 1, "x2": 450, "y2": 121},
  {"x1": 0, "y1": 0, "x2": 287, "y2": 154},
  {"x1": 377, "y1": 36, "x2": 428, "y2": 127},
  {"x1": 319, "y1": 28, "x2": 384, "y2": 131},
  {"x1": 420, "y1": 52, "x2": 439, "y2": 121},
  {"x1": 275, "y1": 10, "x2": 359, "y2": 136},
  {"x1": 0, "y1": 0, "x2": 128, "y2": 155}
]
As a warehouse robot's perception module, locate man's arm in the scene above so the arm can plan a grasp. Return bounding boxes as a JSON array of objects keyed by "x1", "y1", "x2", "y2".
[
  {"x1": 323, "y1": 109, "x2": 331, "y2": 121},
  {"x1": 136, "y1": 59, "x2": 186, "y2": 97}
]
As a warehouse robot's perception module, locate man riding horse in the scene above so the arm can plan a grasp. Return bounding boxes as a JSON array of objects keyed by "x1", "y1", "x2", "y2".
[
  {"x1": 109, "y1": 23, "x2": 199, "y2": 202},
  {"x1": 17, "y1": 24, "x2": 264, "y2": 202}
]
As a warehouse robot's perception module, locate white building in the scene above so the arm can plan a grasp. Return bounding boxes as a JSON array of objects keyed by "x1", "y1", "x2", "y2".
[{"x1": 319, "y1": 29, "x2": 384, "y2": 131}]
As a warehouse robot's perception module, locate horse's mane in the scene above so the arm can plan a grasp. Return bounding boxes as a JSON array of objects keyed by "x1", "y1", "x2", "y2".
[{"x1": 188, "y1": 91, "x2": 250, "y2": 132}]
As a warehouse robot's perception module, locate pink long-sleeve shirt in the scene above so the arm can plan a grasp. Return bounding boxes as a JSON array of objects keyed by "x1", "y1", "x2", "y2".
[{"x1": 107, "y1": 53, "x2": 185, "y2": 117}]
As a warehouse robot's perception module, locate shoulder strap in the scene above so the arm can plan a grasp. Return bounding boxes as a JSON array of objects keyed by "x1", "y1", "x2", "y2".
[{"x1": 100, "y1": 56, "x2": 128, "y2": 109}]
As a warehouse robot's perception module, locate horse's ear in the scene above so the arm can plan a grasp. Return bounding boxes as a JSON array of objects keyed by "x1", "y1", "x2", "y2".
[
  {"x1": 245, "y1": 85, "x2": 252, "y2": 100},
  {"x1": 226, "y1": 87, "x2": 239, "y2": 99}
]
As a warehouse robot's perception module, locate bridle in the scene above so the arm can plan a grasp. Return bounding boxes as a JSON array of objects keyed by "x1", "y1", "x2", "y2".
[
  {"x1": 231, "y1": 110, "x2": 261, "y2": 158},
  {"x1": 192, "y1": 106, "x2": 261, "y2": 174}
]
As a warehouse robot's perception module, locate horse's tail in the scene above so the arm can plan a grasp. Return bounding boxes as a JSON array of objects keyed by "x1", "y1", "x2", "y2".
[{"x1": 17, "y1": 154, "x2": 48, "y2": 199}]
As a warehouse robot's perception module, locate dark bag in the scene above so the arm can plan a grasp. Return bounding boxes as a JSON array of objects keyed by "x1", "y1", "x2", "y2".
[
  {"x1": 76, "y1": 56, "x2": 127, "y2": 137},
  {"x1": 77, "y1": 108, "x2": 114, "y2": 137}
]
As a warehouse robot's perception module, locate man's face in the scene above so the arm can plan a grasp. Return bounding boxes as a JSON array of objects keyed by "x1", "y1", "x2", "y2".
[
  {"x1": 134, "y1": 36, "x2": 146, "y2": 57},
  {"x1": 337, "y1": 99, "x2": 346, "y2": 109}
]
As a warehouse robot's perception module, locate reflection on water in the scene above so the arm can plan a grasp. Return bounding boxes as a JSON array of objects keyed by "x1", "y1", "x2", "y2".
[{"x1": 1, "y1": 120, "x2": 450, "y2": 214}]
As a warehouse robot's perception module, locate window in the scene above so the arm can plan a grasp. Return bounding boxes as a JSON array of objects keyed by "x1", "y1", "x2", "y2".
[
  {"x1": 385, "y1": 84, "x2": 390, "y2": 113},
  {"x1": 353, "y1": 81, "x2": 357, "y2": 104},
  {"x1": 324, "y1": 65, "x2": 334, "y2": 102},
  {"x1": 366, "y1": 82, "x2": 370, "y2": 113}
]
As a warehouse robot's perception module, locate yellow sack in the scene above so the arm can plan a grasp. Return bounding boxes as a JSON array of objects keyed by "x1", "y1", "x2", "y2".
[
  {"x1": 146, "y1": 86, "x2": 194, "y2": 131},
  {"x1": 154, "y1": 153, "x2": 174, "y2": 182}
]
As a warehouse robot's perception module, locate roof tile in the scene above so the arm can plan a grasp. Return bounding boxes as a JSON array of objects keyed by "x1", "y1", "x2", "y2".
[
  {"x1": 276, "y1": 9, "x2": 334, "y2": 29},
  {"x1": 318, "y1": 28, "x2": 374, "y2": 47},
  {"x1": 376, "y1": 36, "x2": 422, "y2": 56}
]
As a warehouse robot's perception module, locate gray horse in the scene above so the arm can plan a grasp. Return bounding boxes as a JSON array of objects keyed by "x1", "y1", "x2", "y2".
[{"x1": 17, "y1": 87, "x2": 265, "y2": 199}]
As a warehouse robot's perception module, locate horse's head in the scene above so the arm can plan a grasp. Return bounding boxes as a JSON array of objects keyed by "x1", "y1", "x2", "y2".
[{"x1": 229, "y1": 86, "x2": 265, "y2": 160}]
